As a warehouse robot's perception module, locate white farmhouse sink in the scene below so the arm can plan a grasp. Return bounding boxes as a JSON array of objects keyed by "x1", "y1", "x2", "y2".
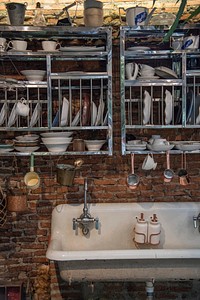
[{"x1": 46, "y1": 202, "x2": 200, "y2": 282}]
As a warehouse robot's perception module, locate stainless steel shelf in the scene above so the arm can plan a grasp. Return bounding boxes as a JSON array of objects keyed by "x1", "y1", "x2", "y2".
[
  {"x1": 0, "y1": 26, "x2": 113, "y2": 155},
  {"x1": 120, "y1": 27, "x2": 200, "y2": 155}
]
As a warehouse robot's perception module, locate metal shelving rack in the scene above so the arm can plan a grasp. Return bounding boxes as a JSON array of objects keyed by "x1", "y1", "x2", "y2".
[
  {"x1": 0, "y1": 26, "x2": 113, "y2": 156},
  {"x1": 120, "y1": 26, "x2": 200, "y2": 155}
]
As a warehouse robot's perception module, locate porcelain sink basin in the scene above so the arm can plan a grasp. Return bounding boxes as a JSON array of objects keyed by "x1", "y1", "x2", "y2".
[{"x1": 46, "y1": 202, "x2": 200, "y2": 282}]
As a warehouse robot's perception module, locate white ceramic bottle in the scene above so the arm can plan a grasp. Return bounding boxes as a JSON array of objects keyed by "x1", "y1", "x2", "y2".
[
  {"x1": 148, "y1": 214, "x2": 161, "y2": 245},
  {"x1": 33, "y1": 2, "x2": 46, "y2": 26},
  {"x1": 134, "y1": 213, "x2": 148, "y2": 244}
]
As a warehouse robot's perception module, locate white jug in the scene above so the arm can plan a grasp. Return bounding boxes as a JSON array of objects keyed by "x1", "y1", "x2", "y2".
[
  {"x1": 182, "y1": 35, "x2": 199, "y2": 50},
  {"x1": 124, "y1": 6, "x2": 156, "y2": 26}
]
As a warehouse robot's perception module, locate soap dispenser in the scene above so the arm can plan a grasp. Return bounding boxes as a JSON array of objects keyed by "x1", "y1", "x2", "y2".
[
  {"x1": 148, "y1": 214, "x2": 161, "y2": 245},
  {"x1": 33, "y1": 2, "x2": 46, "y2": 26},
  {"x1": 134, "y1": 213, "x2": 148, "y2": 244}
]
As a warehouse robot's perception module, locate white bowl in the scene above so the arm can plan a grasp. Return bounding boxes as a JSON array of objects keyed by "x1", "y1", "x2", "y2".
[
  {"x1": 44, "y1": 143, "x2": 70, "y2": 153},
  {"x1": 84, "y1": 140, "x2": 106, "y2": 151},
  {"x1": 15, "y1": 134, "x2": 39, "y2": 141},
  {"x1": 40, "y1": 131, "x2": 73, "y2": 138},
  {"x1": 14, "y1": 146, "x2": 40, "y2": 152},
  {"x1": 21, "y1": 70, "x2": 46, "y2": 82},
  {"x1": 41, "y1": 137, "x2": 72, "y2": 145}
]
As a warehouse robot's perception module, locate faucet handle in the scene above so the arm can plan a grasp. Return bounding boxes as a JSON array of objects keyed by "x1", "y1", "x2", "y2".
[
  {"x1": 95, "y1": 218, "x2": 99, "y2": 230},
  {"x1": 193, "y1": 215, "x2": 198, "y2": 228},
  {"x1": 72, "y1": 218, "x2": 77, "y2": 230}
]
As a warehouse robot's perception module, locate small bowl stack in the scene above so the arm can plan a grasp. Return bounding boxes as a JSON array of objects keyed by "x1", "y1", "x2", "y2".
[
  {"x1": 84, "y1": 139, "x2": 106, "y2": 151},
  {"x1": 14, "y1": 134, "x2": 40, "y2": 152},
  {"x1": 41, "y1": 133, "x2": 73, "y2": 153}
]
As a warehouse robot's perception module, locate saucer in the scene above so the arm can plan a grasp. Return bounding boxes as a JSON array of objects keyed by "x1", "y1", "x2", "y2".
[
  {"x1": 37, "y1": 49, "x2": 59, "y2": 52},
  {"x1": 8, "y1": 49, "x2": 32, "y2": 52}
]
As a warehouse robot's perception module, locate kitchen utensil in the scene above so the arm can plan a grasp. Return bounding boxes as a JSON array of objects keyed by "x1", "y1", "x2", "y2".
[
  {"x1": 142, "y1": 153, "x2": 157, "y2": 170},
  {"x1": 127, "y1": 154, "x2": 140, "y2": 189},
  {"x1": 119, "y1": 6, "x2": 156, "y2": 26},
  {"x1": 24, "y1": 154, "x2": 40, "y2": 190},
  {"x1": 84, "y1": 140, "x2": 106, "y2": 151},
  {"x1": 0, "y1": 38, "x2": 7, "y2": 52},
  {"x1": 182, "y1": 35, "x2": 199, "y2": 50},
  {"x1": 125, "y1": 62, "x2": 139, "y2": 80},
  {"x1": 84, "y1": 0, "x2": 103, "y2": 27},
  {"x1": 57, "y1": 158, "x2": 83, "y2": 186},
  {"x1": 170, "y1": 37, "x2": 183, "y2": 50},
  {"x1": 164, "y1": 151, "x2": 174, "y2": 182},
  {"x1": 5, "y1": 2, "x2": 27, "y2": 26},
  {"x1": 42, "y1": 41, "x2": 60, "y2": 51},
  {"x1": 73, "y1": 139, "x2": 85, "y2": 151},
  {"x1": 8, "y1": 40, "x2": 27, "y2": 51},
  {"x1": 178, "y1": 153, "x2": 190, "y2": 186},
  {"x1": 16, "y1": 97, "x2": 30, "y2": 117},
  {"x1": 21, "y1": 70, "x2": 46, "y2": 82}
]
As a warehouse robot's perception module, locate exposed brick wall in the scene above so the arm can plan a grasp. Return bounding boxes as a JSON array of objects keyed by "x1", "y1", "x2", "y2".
[
  {"x1": 0, "y1": 0, "x2": 199, "y2": 25},
  {"x1": 0, "y1": 18, "x2": 200, "y2": 300}
]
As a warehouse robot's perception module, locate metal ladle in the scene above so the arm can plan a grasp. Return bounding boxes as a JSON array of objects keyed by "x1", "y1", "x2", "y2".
[
  {"x1": 178, "y1": 153, "x2": 190, "y2": 185},
  {"x1": 164, "y1": 151, "x2": 174, "y2": 182},
  {"x1": 127, "y1": 154, "x2": 140, "y2": 190}
]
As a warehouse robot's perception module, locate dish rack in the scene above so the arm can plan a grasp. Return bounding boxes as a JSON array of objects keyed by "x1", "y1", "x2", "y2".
[
  {"x1": 0, "y1": 26, "x2": 113, "y2": 156},
  {"x1": 120, "y1": 26, "x2": 200, "y2": 155}
]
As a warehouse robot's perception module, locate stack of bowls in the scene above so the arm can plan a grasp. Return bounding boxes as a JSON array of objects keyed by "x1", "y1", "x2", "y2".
[
  {"x1": 41, "y1": 134, "x2": 73, "y2": 152},
  {"x1": 14, "y1": 134, "x2": 40, "y2": 152}
]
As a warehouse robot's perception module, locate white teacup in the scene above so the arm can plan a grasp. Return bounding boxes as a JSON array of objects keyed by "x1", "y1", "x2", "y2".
[
  {"x1": 0, "y1": 38, "x2": 7, "y2": 52},
  {"x1": 8, "y1": 40, "x2": 27, "y2": 51},
  {"x1": 42, "y1": 41, "x2": 60, "y2": 51},
  {"x1": 125, "y1": 62, "x2": 138, "y2": 80},
  {"x1": 142, "y1": 154, "x2": 157, "y2": 170},
  {"x1": 16, "y1": 98, "x2": 30, "y2": 117}
]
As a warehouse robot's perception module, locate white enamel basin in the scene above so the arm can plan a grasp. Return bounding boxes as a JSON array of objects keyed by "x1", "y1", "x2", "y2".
[{"x1": 46, "y1": 202, "x2": 200, "y2": 282}]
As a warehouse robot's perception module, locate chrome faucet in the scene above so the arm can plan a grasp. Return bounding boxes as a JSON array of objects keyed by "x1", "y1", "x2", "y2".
[
  {"x1": 72, "y1": 178, "x2": 99, "y2": 236},
  {"x1": 193, "y1": 213, "x2": 200, "y2": 231}
]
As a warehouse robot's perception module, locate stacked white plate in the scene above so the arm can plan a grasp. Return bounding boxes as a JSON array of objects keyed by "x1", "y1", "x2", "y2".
[
  {"x1": 14, "y1": 135, "x2": 40, "y2": 152},
  {"x1": 126, "y1": 140, "x2": 147, "y2": 151}
]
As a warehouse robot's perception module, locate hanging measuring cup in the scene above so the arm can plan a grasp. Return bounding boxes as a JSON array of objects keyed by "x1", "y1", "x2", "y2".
[{"x1": 24, "y1": 154, "x2": 40, "y2": 190}]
